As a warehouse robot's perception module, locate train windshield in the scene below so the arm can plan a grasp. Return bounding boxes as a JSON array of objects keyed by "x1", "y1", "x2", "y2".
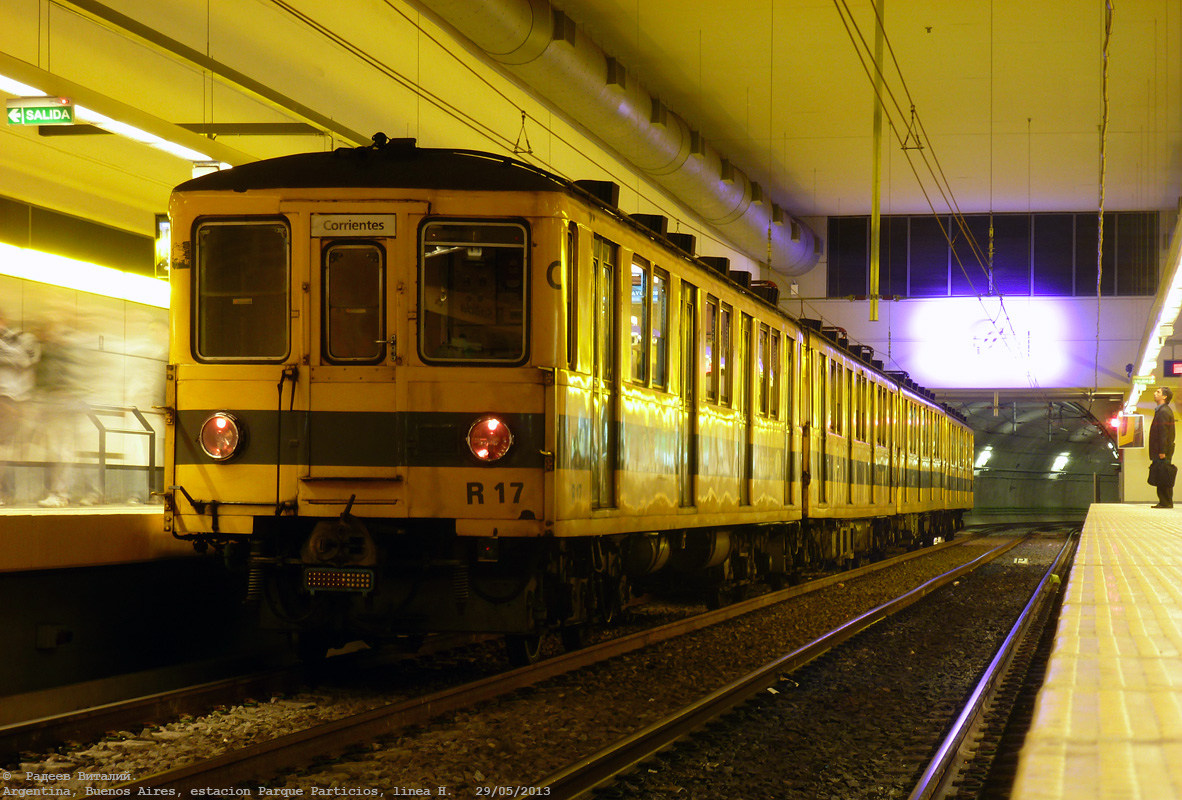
[
  {"x1": 194, "y1": 220, "x2": 290, "y2": 361},
  {"x1": 419, "y1": 221, "x2": 528, "y2": 364}
]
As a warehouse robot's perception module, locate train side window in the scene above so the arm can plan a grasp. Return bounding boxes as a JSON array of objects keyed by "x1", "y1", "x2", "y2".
[
  {"x1": 704, "y1": 296, "x2": 719, "y2": 402},
  {"x1": 652, "y1": 269, "x2": 669, "y2": 389},
  {"x1": 799, "y1": 345, "x2": 811, "y2": 425},
  {"x1": 419, "y1": 221, "x2": 528, "y2": 364},
  {"x1": 877, "y1": 385, "x2": 886, "y2": 446},
  {"x1": 858, "y1": 373, "x2": 868, "y2": 441},
  {"x1": 323, "y1": 242, "x2": 385, "y2": 364},
  {"x1": 195, "y1": 219, "x2": 290, "y2": 361},
  {"x1": 854, "y1": 372, "x2": 863, "y2": 440},
  {"x1": 782, "y1": 334, "x2": 793, "y2": 421},
  {"x1": 820, "y1": 354, "x2": 829, "y2": 432},
  {"x1": 770, "y1": 330, "x2": 781, "y2": 419},
  {"x1": 719, "y1": 303, "x2": 733, "y2": 405},
  {"x1": 757, "y1": 324, "x2": 770, "y2": 416},
  {"x1": 864, "y1": 376, "x2": 873, "y2": 443},
  {"x1": 567, "y1": 222, "x2": 578, "y2": 369},
  {"x1": 630, "y1": 258, "x2": 650, "y2": 383},
  {"x1": 830, "y1": 361, "x2": 843, "y2": 435},
  {"x1": 740, "y1": 313, "x2": 753, "y2": 414},
  {"x1": 847, "y1": 368, "x2": 855, "y2": 439}
]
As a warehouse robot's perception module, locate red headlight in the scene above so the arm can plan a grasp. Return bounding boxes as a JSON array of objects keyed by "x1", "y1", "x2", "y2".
[
  {"x1": 467, "y1": 415, "x2": 513, "y2": 462},
  {"x1": 199, "y1": 412, "x2": 245, "y2": 461}
]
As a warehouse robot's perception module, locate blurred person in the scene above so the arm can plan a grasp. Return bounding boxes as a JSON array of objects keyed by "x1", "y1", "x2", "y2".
[
  {"x1": 0, "y1": 310, "x2": 41, "y2": 505},
  {"x1": 34, "y1": 319, "x2": 95, "y2": 507},
  {"x1": 1149, "y1": 385, "x2": 1176, "y2": 509}
]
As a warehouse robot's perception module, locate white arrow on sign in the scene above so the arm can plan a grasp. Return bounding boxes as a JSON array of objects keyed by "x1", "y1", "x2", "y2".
[{"x1": 6, "y1": 108, "x2": 22, "y2": 124}]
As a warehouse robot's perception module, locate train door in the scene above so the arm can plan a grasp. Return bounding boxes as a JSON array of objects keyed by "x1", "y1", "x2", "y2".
[
  {"x1": 591, "y1": 236, "x2": 618, "y2": 509},
  {"x1": 847, "y1": 367, "x2": 855, "y2": 505},
  {"x1": 781, "y1": 332, "x2": 793, "y2": 506},
  {"x1": 740, "y1": 313, "x2": 753, "y2": 505},
  {"x1": 889, "y1": 390, "x2": 899, "y2": 506},
  {"x1": 799, "y1": 343, "x2": 812, "y2": 514},
  {"x1": 300, "y1": 206, "x2": 424, "y2": 495},
  {"x1": 819, "y1": 353, "x2": 829, "y2": 505},
  {"x1": 869, "y1": 381, "x2": 878, "y2": 504},
  {"x1": 679, "y1": 283, "x2": 697, "y2": 507}
]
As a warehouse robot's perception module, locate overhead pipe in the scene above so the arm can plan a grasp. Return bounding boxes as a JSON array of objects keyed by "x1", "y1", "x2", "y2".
[{"x1": 416, "y1": 0, "x2": 820, "y2": 276}]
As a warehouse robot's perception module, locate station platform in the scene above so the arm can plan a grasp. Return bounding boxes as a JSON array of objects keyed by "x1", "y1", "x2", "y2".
[
  {"x1": 1011, "y1": 503, "x2": 1182, "y2": 798},
  {"x1": 0, "y1": 503, "x2": 192, "y2": 572}
]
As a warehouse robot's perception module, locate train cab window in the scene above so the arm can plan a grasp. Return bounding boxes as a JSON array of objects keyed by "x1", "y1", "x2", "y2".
[
  {"x1": 719, "y1": 303, "x2": 733, "y2": 405},
  {"x1": 652, "y1": 269, "x2": 669, "y2": 389},
  {"x1": 704, "y1": 296, "x2": 719, "y2": 402},
  {"x1": 323, "y1": 243, "x2": 384, "y2": 363},
  {"x1": 630, "y1": 258, "x2": 650, "y2": 383},
  {"x1": 195, "y1": 220, "x2": 290, "y2": 361},
  {"x1": 419, "y1": 221, "x2": 527, "y2": 364}
]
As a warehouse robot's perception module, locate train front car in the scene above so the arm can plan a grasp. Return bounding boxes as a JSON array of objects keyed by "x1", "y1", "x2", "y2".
[{"x1": 164, "y1": 141, "x2": 567, "y2": 661}]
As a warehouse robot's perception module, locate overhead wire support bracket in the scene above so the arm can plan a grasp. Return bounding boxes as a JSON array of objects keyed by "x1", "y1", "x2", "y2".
[
  {"x1": 901, "y1": 104, "x2": 923, "y2": 151},
  {"x1": 513, "y1": 110, "x2": 533, "y2": 155}
]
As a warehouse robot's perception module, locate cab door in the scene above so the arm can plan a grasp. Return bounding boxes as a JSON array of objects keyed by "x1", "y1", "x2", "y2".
[{"x1": 296, "y1": 205, "x2": 426, "y2": 512}]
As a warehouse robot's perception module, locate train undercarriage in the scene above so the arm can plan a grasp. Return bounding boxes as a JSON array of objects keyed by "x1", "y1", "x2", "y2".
[{"x1": 230, "y1": 508, "x2": 964, "y2": 665}]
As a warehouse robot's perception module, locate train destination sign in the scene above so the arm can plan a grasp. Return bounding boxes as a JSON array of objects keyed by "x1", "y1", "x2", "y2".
[
  {"x1": 6, "y1": 96, "x2": 75, "y2": 126},
  {"x1": 311, "y1": 214, "x2": 397, "y2": 237}
]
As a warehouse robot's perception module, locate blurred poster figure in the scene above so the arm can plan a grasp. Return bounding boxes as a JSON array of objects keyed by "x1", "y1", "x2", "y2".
[
  {"x1": 35, "y1": 319, "x2": 96, "y2": 507},
  {"x1": 0, "y1": 309, "x2": 41, "y2": 506}
]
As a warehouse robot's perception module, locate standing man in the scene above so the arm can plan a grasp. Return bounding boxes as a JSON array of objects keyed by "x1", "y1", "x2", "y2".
[{"x1": 1149, "y1": 386, "x2": 1175, "y2": 509}]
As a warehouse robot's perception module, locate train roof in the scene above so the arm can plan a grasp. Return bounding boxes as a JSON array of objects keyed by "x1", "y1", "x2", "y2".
[{"x1": 175, "y1": 135, "x2": 568, "y2": 194}]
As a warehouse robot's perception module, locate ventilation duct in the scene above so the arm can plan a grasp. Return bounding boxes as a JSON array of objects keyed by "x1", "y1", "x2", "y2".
[{"x1": 416, "y1": 0, "x2": 820, "y2": 276}]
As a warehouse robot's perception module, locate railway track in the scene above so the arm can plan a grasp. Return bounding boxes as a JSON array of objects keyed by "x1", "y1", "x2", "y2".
[
  {"x1": 2, "y1": 527, "x2": 1054, "y2": 796},
  {"x1": 542, "y1": 528, "x2": 1074, "y2": 799}
]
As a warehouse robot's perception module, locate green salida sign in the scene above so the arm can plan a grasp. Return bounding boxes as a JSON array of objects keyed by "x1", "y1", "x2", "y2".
[{"x1": 6, "y1": 97, "x2": 75, "y2": 126}]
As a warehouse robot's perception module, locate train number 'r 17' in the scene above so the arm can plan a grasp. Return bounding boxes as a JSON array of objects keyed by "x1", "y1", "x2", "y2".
[{"x1": 467, "y1": 482, "x2": 524, "y2": 504}]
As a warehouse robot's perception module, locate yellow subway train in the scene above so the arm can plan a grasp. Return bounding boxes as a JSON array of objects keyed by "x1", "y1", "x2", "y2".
[{"x1": 164, "y1": 137, "x2": 973, "y2": 663}]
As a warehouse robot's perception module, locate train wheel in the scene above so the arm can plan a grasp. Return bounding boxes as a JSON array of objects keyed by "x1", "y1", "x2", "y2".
[
  {"x1": 560, "y1": 625, "x2": 590, "y2": 652},
  {"x1": 505, "y1": 634, "x2": 543, "y2": 667}
]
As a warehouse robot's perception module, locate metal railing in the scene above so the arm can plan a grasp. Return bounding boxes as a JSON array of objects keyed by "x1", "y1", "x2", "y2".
[{"x1": 83, "y1": 404, "x2": 159, "y2": 502}]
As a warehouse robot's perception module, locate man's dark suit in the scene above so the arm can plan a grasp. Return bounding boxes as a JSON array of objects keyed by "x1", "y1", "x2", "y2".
[{"x1": 1149, "y1": 399, "x2": 1175, "y2": 507}]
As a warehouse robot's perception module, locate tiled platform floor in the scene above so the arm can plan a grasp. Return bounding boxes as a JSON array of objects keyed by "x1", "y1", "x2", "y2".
[{"x1": 1011, "y1": 503, "x2": 1182, "y2": 799}]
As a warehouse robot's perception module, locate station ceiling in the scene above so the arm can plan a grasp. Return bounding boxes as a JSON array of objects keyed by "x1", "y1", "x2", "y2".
[{"x1": 2, "y1": 1, "x2": 1177, "y2": 239}]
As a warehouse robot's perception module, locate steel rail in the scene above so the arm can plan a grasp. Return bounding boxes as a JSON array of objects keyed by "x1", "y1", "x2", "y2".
[
  {"x1": 536, "y1": 535, "x2": 1028, "y2": 799},
  {"x1": 0, "y1": 670, "x2": 299, "y2": 761},
  {"x1": 0, "y1": 633, "x2": 483, "y2": 761},
  {"x1": 91, "y1": 535, "x2": 991, "y2": 792},
  {"x1": 906, "y1": 530, "x2": 1078, "y2": 800}
]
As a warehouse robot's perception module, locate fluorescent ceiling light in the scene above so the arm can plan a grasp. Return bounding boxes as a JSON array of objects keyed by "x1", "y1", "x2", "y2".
[
  {"x1": 0, "y1": 73, "x2": 211, "y2": 161},
  {"x1": 73, "y1": 105, "x2": 212, "y2": 161},
  {"x1": 0, "y1": 242, "x2": 169, "y2": 308},
  {"x1": 0, "y1": 75, "x2": 42, "y2": 95}
]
